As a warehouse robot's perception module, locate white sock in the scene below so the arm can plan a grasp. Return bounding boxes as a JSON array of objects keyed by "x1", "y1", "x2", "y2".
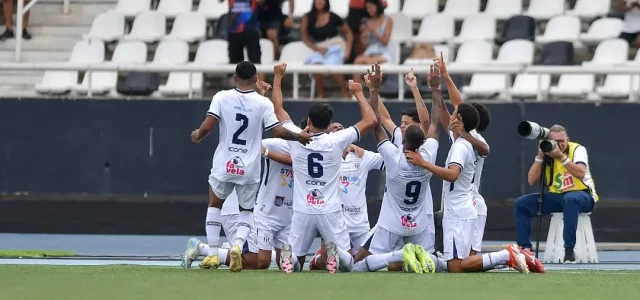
[
  {"x1": 219, "y1": 249, "x2": 229, "y2": 266},
  {"x1": 337, "y1": 248, "x2": 354, "y2": 272},
  {"x1": 205, "y1": 207, "x2": 222, "y2": 256},
  {"x1": 198, "y1": 243, "x2": 211, "y2": 256},
  {"x1": 353, "y1": 250, "x2": 403, "y2": 272},
  {"x1": 271, "y1": 250, "x2": 276, "y2": 263},
  {"x1": 430, "y1": 253, "x2": 448, "y2": 272},
  {"x1": 234, "y1": 211, "x2": 253, "y2": 248},
  {"x1": 482, "y1": 250, "x2": 510, "y2": 270}
]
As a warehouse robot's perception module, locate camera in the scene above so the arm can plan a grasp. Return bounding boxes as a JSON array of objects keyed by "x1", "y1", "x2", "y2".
[
  {"x1": 539, "y1": 140, "x2": 556, "y2": 153},
  {"x1": 518, "y1": 121, "x2": 556, "y2": 152}
]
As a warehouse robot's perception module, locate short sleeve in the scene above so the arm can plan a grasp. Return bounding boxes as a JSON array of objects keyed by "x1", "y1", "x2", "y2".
[
  {"x1": 448, "y1": 130, "x2": 454, "y2": 144},
  {"x1": 377, "y1": 139, "x2": 399, "y2": 166},
  {"x1": 207, "y1": 92, "x2": 223, "y2": 120},
  {"x1": 391, "y1": 127, "x2": 402, "y2": 148},
  {"x1": 262, "y1": 138, "x2": 291, "y2": 155},
  {"x1": 447, "y1": 141, "x2": 470, "y2": 170},
  {"x1": 419, "y1": 138, "x2": 439, "y2": 163},
  {"x1": 364, "y1": 151, "x2": 384, "y2": 171},
  {"x1": 331, "y1": 12, "x2": 344, "y2": 26},
  {"x1": 262, "y1": 101, "x2": 280, "y2": 131},
  {"x1": 331, "y1": 126, "x2": 360, "y2": 150},
  {"x1": 573, "y1": 146, "x2": 588, "y2": 166},
  {"x1": 281, "y1": 120, "x2": 302, "y2": 134}
]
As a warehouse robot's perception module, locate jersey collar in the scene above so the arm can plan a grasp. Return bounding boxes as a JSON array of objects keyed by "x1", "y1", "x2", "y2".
[{"x1": 234, "y1": 88, "x2": 256, "y2": 94}]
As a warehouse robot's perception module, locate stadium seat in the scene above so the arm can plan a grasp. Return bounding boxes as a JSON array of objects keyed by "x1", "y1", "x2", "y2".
[
  {"x1": 156, "y1": 0, "x2": 193, "y2": 18},
  {"x1": 152, "y1": 40, "x2": 189, "y2": 65},
  {"x1": 462, "y1": 74, "x2": 508, "y2": 98},
  {"x1": 412, "y1": 14, "x2": 454, "y2": 44},
  {"x1": 539, "y1": 41, "x2": 575, "y2": 65},
  {"x1": 283, "y1": 0, "x2": 313, "y2": 18},
  {"x1": 566, "y1": 0, "x2": 610, "y2": 20},
  {"x1": 401, "y1": 0, "x2": 438, "y2": 20},
  {"x1": 164, "y1": 12, "x2": 206, "y2": 43},
  {"x1": 549, "y1": 74, "x2": 595, "y2": 97},
  {"x1": 580, "y1": 18, "x2": 624, "y2": 46},
  {"x1": 213, "y1": 14, "x2": 229, "y2": 40},
  {"x1": 627, "y1": 49, "x2": 640, "y2": 65},
  {"x1": 491, "y1": 39, "x2": 535, "y2": 65},
  {"x1": 75, "y1": 41, "x2": 147, "y2": 95},
  {"x1": 452, "y1": 15, "x2": 496, "y2": 44},
  {"x1": 389, "y1": 13, "x2": 412, "y2": 43},
  {"x1": 113, "y1": 0, "x2": 151, "y2": 18},
  {"x1": 122, "y1": 11, "x2": 166, "y2": 42},
  {"x1": 279, "y1": 41, "x2": 314, "y2": 64},
  {"x1": 83, "y1": 12, "x2": 125, "y2": 42},
  {"x1": 404, "y1": 44, "x2": 451, "y2": 65},
  {"x1": 243, "y1": 39, "x2": 276, "y2": 65},
  {"x1": 582, "y1": 38, "x2": 628, "y2": 67},
  {"x1": 510, "y1": 74, "x2": 551, "y2": 98},
  {"x1": 544, "y1": 213, "x2": 598, "y2": 263},
  {"x1": 525, "y1": 0, "x2": 565, "y2": 20},
  {"x1": 448, "y1": 40, "x2": 493, "y2": 68},
  {"x1": 596, "y1": 75, "x2": 640, "y2": 98},
  {"x1": 535, "y1": 16, "x2": 581, "y2": 44},
  {"x1": 495, "y1": 15, "x2": 535, "y2": 45},
  {"x1": 384, "y1": 0, "x2": 400, "y2": 14},
  {"x1": 197, "y1": 0, "x2": 228, "y2": 20},
  {"x1": 35, "y1": 40, "x2": 105, "y2": 95},
  {"x1": 441, "y1": 0, "x2": 480, "y2": 20},
  {"x1": 482, "y1": 0, "x2": 522, "y2": 20},
  {"x1": 331, "y1": 0, "x2": 349, "y2": 18}
]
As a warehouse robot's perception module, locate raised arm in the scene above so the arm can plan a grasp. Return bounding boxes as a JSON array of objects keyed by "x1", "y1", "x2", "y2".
[
  {"x1": 349, "y1": 79, "x2": 378, "y2": 136},
  {"x1": 272, "y1": 63, "x2": 292, "y2": 122},
  {"x1": 364, "y1": 71, "x2": 396, "y2": 133},
  {"x1": 451, "y1": 119, "x2": 489, "y2": 157},
  {"x1": 440, "y1": 52, "x2": 463, "y2": 108},
  {"x1": 367, "y1": 71, "x2": 388, "y2": 144},
  {"x1": 426, "y1": 64, "x2": 442, "y2": 140},
  {"x1": 261, "y1": 146, "x2": 292, "y2": 166},
  {"x1": 404, "y1": 69, "x2": 430, "y2": 135}
]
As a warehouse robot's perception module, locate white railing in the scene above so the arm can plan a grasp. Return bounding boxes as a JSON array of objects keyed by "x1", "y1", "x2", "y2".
[
  {"x1": 1, "y1": 62, "x2": 639, "y2": 101},
  {"x1": 16, "y1": 0, "x2": 71, "y2": 61}
]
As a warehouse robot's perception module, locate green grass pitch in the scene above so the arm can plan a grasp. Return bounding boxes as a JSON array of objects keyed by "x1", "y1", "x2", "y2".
[{"x1": 1, "y1": 265, "x2": 639, "y2": 300}]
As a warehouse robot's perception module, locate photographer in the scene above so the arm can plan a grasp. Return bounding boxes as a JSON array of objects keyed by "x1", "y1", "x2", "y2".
[{"x1": 514, "y1": 125, "x2": 598, "y2": 263}]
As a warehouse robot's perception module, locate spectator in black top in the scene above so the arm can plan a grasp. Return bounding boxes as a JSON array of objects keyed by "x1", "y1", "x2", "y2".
[
  {"x1": 301, "y1": 0, "x2": 353, "y2": 99},
  {"x1": 259, "y1": 0, "x2": 294, "y2": 60},
  {"x1": 223, "y1": 0, "x2": 262, "y2": 64}
]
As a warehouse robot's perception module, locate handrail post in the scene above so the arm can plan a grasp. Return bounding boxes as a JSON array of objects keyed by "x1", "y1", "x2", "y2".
[
  {"x1": 188, "y1": 72, "x2": 193, "y2": 99},
  {"x1": 16, "y1": 0, "x2": 23, "y2": 61},
  {"x1": 87, "y1": 69, "x2": 93, "y2": 97},
  {"x1": 64, "y1": 0, "x2": 70, "y2": 14},
  {"x1": 293, "y1": 72, "x2": 299, "y2": 99}
]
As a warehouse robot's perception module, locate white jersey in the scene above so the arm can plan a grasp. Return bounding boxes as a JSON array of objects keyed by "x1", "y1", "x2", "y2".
[
  {"x1": 339, "y1": 150, "x2": 384, "y2": 232},
  {"x1": 208, "y1": 88, "x2": 281, "y2": 185},
  {"x1": 393, "y1": 125, "x2": 434, "y2": 214},
  {"x1": 377, "y1": 138, "x2": 438, "y2": 236},
  {"x1": 282, "y1": 120, "x2": 360, "y2": 214},
  {"x1": 448, "y1": 130, "x2": 488, "y2": 215},
  {"x1": 221, "y1": 190, "x2": 240, "y2": 216},
  {"x1": 255, "y1": 138, "x2": 294, "y2": 227},
  {"x1": 443, "y1": 136, "x2": 477, "y2": 220}
]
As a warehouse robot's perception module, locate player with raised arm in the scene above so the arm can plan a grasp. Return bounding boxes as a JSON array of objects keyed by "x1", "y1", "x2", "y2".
[
  {"x1": 271, "y1": 63, "x2": 378, "y2": 274},
  {"x1": 180, "y1": 61, "x2": 311, "y2": 272}
]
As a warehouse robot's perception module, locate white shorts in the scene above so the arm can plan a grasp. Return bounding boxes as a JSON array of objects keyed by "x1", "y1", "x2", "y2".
[
  {"x1": 208, "y1": 175, "x2": 259, "y2": 209},
  {"x1": 362, "y1": 223, "x2": 435, "y2": 255},
  {"x1": 443, "y1": 217, "x2": 476, "y2": 261},
  {"x1": 472, "y1": 215, "x2": 487, "y2": 252},
  {"x1": 248, "y1": 216, "x2": 291, "y2": 253},
  {"x1": 349, "y1": 231, "x2": 369, "y2": 253},
  {"x1": 289, "y1": 211, "x2": 350, "y2": 257},
  {"x1": 221, "y1": 214, "x2": 239, "y2": 243}
]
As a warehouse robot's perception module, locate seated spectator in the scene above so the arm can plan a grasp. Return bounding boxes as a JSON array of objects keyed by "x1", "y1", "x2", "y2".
[
  {"x1": 301, "y1": 0, "x2": 353, "y2": 99},
  {"x1": 2, "y1": 0, "x2": 32, "y2": 40},
  {"x1": 403, "y1": 43, "x2": 437, "y2": 65},
  {"x1": 619, "y1": 0, "x2": 640, "y2": 45},
  {"x1": 259, "y1": 0, "x2": 294, "y2": 60},
  {"x1": 353, "y1": 0, "x2": 393, "y2": 83},
  {"x1": 346, "y1": 0, "x2": 387, "y2": 62}
]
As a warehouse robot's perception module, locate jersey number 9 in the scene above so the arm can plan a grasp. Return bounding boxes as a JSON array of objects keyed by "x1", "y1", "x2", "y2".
[
  {"x1": 404, "y1": 181, "x2": 422, "y2": 205},
  {"x1": 307, "y1": 153, "x2": 324, "y2": 178}
]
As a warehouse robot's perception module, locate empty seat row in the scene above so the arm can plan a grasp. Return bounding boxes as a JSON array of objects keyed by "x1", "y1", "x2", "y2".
[{"x1": 115, "y1": 0, "x2": 227, "y2": 19}]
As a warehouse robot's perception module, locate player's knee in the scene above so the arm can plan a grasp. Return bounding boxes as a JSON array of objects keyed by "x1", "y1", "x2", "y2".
[{"x1": 447, "y1": 260, "x2": 465, "y2": 273}]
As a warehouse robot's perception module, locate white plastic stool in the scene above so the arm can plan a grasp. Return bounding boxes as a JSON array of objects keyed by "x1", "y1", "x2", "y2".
[{"x1": 544, "y1": 212, "x2": 598, "y2": 263}]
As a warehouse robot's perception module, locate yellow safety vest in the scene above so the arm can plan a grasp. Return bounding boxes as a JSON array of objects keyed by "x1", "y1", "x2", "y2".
[{"x1": 545, "y1": 142, "x2": 599, "y2": 202}]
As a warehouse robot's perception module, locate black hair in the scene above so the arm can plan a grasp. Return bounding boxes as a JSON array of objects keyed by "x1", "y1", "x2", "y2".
[
  {"x1": 235, "y1": 61, "x2": 257, "y2": 80},
  {"x1": 308, "y1": 102, "x2": 333, "y2": 130},
  {"x1": 457, "y1": 103, "x2": 480, "y2": 133},
  {"x1": 404, "y1": 125, "x2": 425, "y2": 151},
  {"x1": 401, "y1": 107, "x2": 420, "y2": 123},
  {"x1": 470, "y1": 102, "x2": 491, "y2": 132},
  {"x1": 365, "y1": 0, "x2": 385, "y2": 17},
  {"x1": 298, "y1": 117, "x2": 308, "y2": 130},
  {"x1": 307, "y1": 0, "x2": 331, "y2": 28}
]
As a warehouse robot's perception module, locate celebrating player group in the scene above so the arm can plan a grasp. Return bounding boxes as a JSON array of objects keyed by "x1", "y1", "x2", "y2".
[{"x1": 181, "y1": 56, "x2": 545, "y2": 274}]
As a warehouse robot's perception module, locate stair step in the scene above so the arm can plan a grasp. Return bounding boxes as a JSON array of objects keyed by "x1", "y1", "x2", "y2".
[
  {"x1": 28, "y1": 25, "x2": 91, "y2": 37},
  {"x1": 29, "y1": 14, "x2": 98, "y2": 26},
  {"x1": 0, "y1": 50, "x2": 70, "y2": 62},
  {"x1": 0, "y1": 36, "x2": 79, "y2": 51},
  {"x1": 31, "y1": 3, "x2": 117, "y2": 19}
]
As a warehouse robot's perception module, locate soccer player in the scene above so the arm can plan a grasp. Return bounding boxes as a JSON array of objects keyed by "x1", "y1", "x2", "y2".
[
  {"x1": 271, "y1": 63, "x2": 378, "y2": 274},
  {"x1": 181, "y1": 61, "x2": 311, "y2": 272}
]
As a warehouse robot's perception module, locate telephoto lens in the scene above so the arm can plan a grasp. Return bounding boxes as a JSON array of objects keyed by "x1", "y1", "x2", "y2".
[
  {"x1": 518, "y1": 121, "x2": 550, "y2": 140},
  {"x1": 540, "y1": 140, "x2": 557, "y2": 152}
]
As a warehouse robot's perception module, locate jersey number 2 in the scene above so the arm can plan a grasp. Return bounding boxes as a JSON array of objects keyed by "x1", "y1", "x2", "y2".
[
  {"x1": 404, "y1": 181, "x2": 422, "y2": 205},
  {"x1": 232, "y1": 113, "x2": 249, "y2": 145},
  {"x1": 307, "y1": 153, "x2": 324, "y2": 178}
]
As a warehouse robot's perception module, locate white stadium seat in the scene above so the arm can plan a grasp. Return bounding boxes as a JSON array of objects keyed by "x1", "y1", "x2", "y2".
[
  {"x1": 331, "y1": 0, "x2": 349, "y2": 18},
  {"x1": 510, "y1": 74, "x2": 551, "y2": 98},
  {"x1": 165, "y1": 12, "x2": 206, "y2": 43},
  {"x1": 159, "y1": 40, "x2": 224, "y2": 96},
  {"x1": 549, "y1": 74, "x2": 595, "y2": 97},
  {"x1": 279, "y1": 41, "x2": 314, "y2": 64},
  {"x1": 582, "y1": 38, "x2": 628, "y2": 67},
  {"x1": 198, "y1": 0, "x2": 229, "y2": 20},
  {"x1": 282, "y1": 0, "x2": 313, "y2": 18},
  {"x1": 566, "y1": 0, "x2": 610, "y2": 20},
  {"x1": 493, "y1": 39, "x2": 535, "y2": 65},
  {"x1": 449, "y1": 40, "x2": 493, "y2": 67},
  {"x1": 412, "y1": 14, "x2": 454, "y2": 44},
  {"x1": 384, "y1": 0, "x2": 400, "y2": 14},
  {"x1": 525, "y1": 0, "x2": 564, "y2": 20},
  {"x1": 403, "y1": 45, "x2": 450, "y2": 65},
  {"x1": 401, "y1": 0, "x2": 438, "y2": 20},
  {"x1": 462, "y1": 74, "x2": 508, "y2": 98},
  {"x1": 35, "y1": 40, "x2": 105, "y2": 95},
  {"x1": 244, "y1": 39, "x2": 276, "y2": 65},
  {"x1": 122, "y1": 11, "x2": 166, "y2": 42},
  {"x1": 442, "y1": 0, "x2": 480, "y2": 20},
  {"x1": 195, "y1": 39, "x2": 229, "y2": 65},
  {"x1": 483, "y1": 0, "x2": 522, "y2": 20},
  {"x1": 152, "y1": 40, "x2": 189, "y2": 65},
  {"x1": 83, "y1": 12, "x2": 125, "y2": 42},
  {"x1": 75, "y1": 41, "x2": 148, "y2": 95},
  {"x1": 156, "y1": 0, "x2": 193, "y2": 18},
  {"x1": 596, "y1": 75, "x2": 640, "y2": 98},
  {"x1": 535, "y1": 15, "x2": 580, "y2": 44},
  {"x1": 452, "y1": 15, "x2": 496, "y2": 44},
  {"x1": 389, "y1": 13, "x2": 412, "y2": 43},
  {"x1": 113, "y1": 0, "x2": 151, "y2": 18},
  {"x1": 580, "y1": 18, "x2": 624, "y2": 46}
]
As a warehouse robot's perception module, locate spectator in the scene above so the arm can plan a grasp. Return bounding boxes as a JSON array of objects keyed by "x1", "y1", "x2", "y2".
[
  {"x1": 404, "y1": 43, "x2": 437, "y2": 64},
  {"x1": 618, "y1": 0, "x2": 640, "y2": 45},
  {"x1": 1, "y1": 0, "x2": 32, "y2": 40},
  {"x1": 259, "y1": 0, "x2": 294, "y2": 60},
  {"x1": 353, "y1": 0, "x2": 392, "y2": 83},
  {"x1": 346, "y1": 0, "x2": 387, "y2": 63},
  {"x1": 223, "y1": 0, "x2": 262, "y2": 65},
  {"x1": 301, "y1": 0, "x2": 353, "y2": 99}
]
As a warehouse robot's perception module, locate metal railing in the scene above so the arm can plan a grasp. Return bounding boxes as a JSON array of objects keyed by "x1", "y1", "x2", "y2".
[{"x1": 16, "y1": 0, "x2": 71, "y2": 61}]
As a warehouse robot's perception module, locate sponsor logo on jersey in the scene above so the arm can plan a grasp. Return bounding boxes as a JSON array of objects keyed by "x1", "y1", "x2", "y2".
[
  {"x1": 228, "y1": 146, "x2": 248, "y2": 153},
  {"x1": 306, "y1": 189, "x2": 325, "y2": 207},
  {"x1": 401, "y1": 214, "x2": 418, "y2": 230},
  {"x1": 343, "y1": 205, "x2": 361, "y2": 214},
  {"x1": 234, "y1": 99, "x2": 253, "y2": 113},
  {"x1": 306, "y1": 179, "x2": 326, "y2": 186},
  {"x1": 555, "y1": 171, "x2": 575, "y2": 192},
  {"x1": 340, "y1": 175, "x2": 360, "y2": 194},
  {"x1": 226, "y1": 156, "x2": 245, "y2": 175},
  {"x1": 280, "y1": 168, "x2": 294, "y2": 188},
  {"x1": 274, "y1": 196, "x2": 284, "y2": 206}
]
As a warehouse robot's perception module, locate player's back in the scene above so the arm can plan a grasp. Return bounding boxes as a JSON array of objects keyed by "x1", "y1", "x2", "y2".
[
  {"x1": 209, "y1": 89, "x2": 280, "y2": 185},
  {"x1": 470, "y1": 130, "x2": 487, "y2": 194},
  {"x1": 443, "y1": 137, "x2": 477, "y2": 220},
  {"x1": 255, "y1": 138, "x2": 294, "y2": 226}
]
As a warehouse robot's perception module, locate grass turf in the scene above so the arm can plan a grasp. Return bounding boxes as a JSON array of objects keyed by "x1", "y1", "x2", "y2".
[
  {"x1": 1, "y1": 265, "x2": 639, "y2": 300},
  {"x1": 0, "y1": 250, "x2": 76, "y2": 258}
]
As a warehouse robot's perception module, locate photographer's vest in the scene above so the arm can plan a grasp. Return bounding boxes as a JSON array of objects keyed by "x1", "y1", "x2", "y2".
[{"x1": 545, "y1": 142, "x2": 599, "y2": 202}]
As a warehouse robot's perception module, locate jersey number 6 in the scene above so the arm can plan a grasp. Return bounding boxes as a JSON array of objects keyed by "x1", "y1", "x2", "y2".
[
  {"x1": 307, "y1": 153, "x2": 324, "y2": 178},
  {"x1": 404, "y1": 181, "x2": 422, "y2": 205}
]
